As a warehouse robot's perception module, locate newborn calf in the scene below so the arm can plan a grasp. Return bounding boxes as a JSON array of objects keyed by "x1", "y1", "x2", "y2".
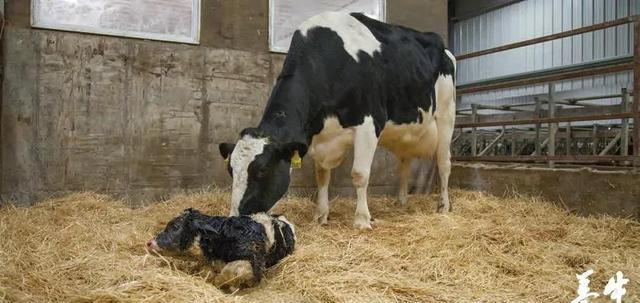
[{"x1": 147, "y1": 208, "x2": 295, "y2": 287}]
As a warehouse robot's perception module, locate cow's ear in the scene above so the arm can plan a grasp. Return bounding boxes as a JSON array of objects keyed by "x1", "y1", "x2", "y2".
[
  {"x1": 219, "y1": 143, "x2": 236, "y2": 160},
  {"x1": 279, "y1": 142, "x2": 308, "y2": 160},
  {"x1": 240, "y1": 127, "x2": 262, "y2": 138}
]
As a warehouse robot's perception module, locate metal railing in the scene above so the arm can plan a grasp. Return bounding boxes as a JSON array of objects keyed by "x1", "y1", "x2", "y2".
[{"x1": 452, "y1": 15, "x2": 640, "y2": 167}]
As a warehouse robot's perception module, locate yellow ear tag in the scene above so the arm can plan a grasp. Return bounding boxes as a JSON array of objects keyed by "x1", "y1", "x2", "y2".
[
  {"x1": 224, "y1": 157, "x2": 230, "y2": 165},
  {"x1": 291, "y1": 151, "x2": 302, "y2": 169}
]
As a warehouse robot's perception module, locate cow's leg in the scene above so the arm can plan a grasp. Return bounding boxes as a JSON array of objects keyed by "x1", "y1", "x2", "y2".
[
  {"x1": 351, "y1": 116, "x2": 378, "y2": 230},
  {"x1": 313, "y1": 163, "x2": 331, "y2": 224},
  {"x1": 434, "y1": 76, "x2": 456, "y2": 213},
  {"x1": 396, "y1": 157, "x2": 412, "y2": 205},
  {"x1": 435, "y1": 141, "x2": 452, "y2": 213}
]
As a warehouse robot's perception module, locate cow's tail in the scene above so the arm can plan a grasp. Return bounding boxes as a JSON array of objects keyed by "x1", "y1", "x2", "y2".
[
  {"x1": 443, "y1": 48, "x2": 457, "y2": 107},
  {"x1": 444, "y1": 48, "x2": 457, "y2": 79}
]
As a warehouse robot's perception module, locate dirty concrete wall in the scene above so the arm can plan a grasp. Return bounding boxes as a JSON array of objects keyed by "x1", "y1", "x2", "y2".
[
  {"x1": 450, "y1": 164, "x2": 640, "y2": 218},
  {"x1": 1, "y1": 0, "x2": 448, "y2": 204},
  {"x1": 4, "y1": 0, "x2": 447, "y2": 52},
  {"x1": 388, "y1": 0, "x2": 448, "y2": 43}
]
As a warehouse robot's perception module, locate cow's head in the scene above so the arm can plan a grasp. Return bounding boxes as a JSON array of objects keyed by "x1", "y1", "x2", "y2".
[{"x1": 219, "y1": 128, "x2": 306, "y2": 216}]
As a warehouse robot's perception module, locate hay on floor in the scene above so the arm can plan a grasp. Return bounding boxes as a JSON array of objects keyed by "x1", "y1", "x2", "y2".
[{"x1": 0, "y1": 189, "x2": 638, "y2": 302}]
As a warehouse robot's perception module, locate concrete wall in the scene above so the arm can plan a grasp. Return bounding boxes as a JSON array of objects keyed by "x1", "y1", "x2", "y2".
[
  {"x1": 1, "y1": 0, "x2": 448, "y2": 204},
  {"x1": 451, "y1": 163, "x2": 640, "y2": 218},
  {"x1": 4, "y1": 0, "x2": 448, "y2": 52}
]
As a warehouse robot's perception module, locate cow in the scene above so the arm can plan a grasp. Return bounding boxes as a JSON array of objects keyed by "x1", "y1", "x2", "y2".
[{"x1": 218, "y1": 12, "x2": 456, "y2": 230}]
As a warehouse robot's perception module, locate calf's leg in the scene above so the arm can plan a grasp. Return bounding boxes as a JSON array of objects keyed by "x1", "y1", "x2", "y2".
[{"x1": 214, "y1": 260, "x2": 254, "y2": 288}]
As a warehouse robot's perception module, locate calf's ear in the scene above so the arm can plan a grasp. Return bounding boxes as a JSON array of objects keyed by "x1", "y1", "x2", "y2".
[
  {"x1": 181, "y1": 208, "x2": 200, "y2": 215},
  {"x1": 191, "y1": 219, "x2": 219, "y2": 234},
  {"x1": 219, "y1": 143, "x2": 236, "y2": 160}
]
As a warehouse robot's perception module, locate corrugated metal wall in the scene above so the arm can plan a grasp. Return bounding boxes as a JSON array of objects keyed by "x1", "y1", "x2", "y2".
[{"x1": 452, "y1": 0, "x2": 639, "y2": 108}]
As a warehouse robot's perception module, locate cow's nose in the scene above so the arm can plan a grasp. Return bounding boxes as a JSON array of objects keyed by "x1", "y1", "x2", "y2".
[{"x1": 146, "y1": 240, "x2": 152, "y2": 248}]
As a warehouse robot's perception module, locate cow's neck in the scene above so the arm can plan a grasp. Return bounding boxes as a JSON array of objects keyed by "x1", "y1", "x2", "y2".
[{"x1": 256, "y1": 77, "x2": 312, "y2": 146}]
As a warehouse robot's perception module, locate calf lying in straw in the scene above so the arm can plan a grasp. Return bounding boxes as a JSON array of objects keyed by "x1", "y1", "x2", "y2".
[{"x1": 146, "y1": 208, "x2": 295, "y2": 289}]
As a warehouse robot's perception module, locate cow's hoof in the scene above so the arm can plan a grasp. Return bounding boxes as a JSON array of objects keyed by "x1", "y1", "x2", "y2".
[
  {"x1": 395, "y1": 199, "x2": 408, "y2": 206},
  {"x1": 396, "y1": 192, "x2": 408, "y2": 206},
  {"x1": 353, "y1": 218, "x2": 372, "y2": 230},
  {"x1": 313, "y1": 210, "x2": 328, "y2": 225},
  {"x1": 436, "y1": 202, "x2": 451, "y2": 213}
]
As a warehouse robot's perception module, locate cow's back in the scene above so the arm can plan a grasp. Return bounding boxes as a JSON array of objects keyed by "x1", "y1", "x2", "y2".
[{"x1": 290, "y1": 12, "x2": 454, "y2": 138}]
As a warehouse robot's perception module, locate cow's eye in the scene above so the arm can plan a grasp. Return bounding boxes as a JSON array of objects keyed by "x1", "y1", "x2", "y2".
[{"x1": 256, "y1": 169, "x2": 267, "y2": 178}]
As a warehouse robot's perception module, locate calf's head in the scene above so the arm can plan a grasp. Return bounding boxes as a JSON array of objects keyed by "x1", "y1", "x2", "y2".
[
  {"x1": 219, "y1": 128, "x2": 306, "y2": 216},
  {"x1": 147, "y1": 208, "x2": 201, "y2": 254}
]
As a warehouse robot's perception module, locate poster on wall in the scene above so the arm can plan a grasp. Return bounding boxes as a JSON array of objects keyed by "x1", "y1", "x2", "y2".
[
  {"x1": 269, "y1": 0, "x2": 386, "y2": 53},
  {"x1": 31, "y1": 0, "x2": 201, "y2": 44}
]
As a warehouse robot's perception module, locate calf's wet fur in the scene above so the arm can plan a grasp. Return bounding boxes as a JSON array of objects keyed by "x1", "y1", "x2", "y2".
[{"x1": 147, "y1": 208, "x2": 295, "y2": 289}]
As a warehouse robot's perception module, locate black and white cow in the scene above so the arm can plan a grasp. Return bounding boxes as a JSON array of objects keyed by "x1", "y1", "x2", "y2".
[{"x1": 219, "y1": 12, "x2": 456, "y2": 230}]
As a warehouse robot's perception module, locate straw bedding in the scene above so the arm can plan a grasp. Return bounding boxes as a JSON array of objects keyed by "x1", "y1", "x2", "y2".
[{"x1": 0, "y1": 189, "x2": 638, "y2": 302}]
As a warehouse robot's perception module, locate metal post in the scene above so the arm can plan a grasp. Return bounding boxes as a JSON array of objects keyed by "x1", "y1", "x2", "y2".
[
  {"x1": 621, "y1": 88, "x2": 630, "y2": 156},
  {"x1": 471, "y1": 104, "x2": 478, "y2": 157},
  {"x1": 501, "y1": 125, "x2": 506, "y2": 155},
  {"x1": 511, "y1": 127, "x2": 517, "y2": 156},
  {"x1": 566, "y1": 122, "x2": 571, "y2": 156},
  {"x1": 599, "y1": 132, "x2": 622, "y2": 156},
  {"x1": 478, "y1": 127, "x2": 506, "y2": 156},
  {"x1": 592, "y1": 124, "x2": 598, "y2": 155},
  {"x1": 483, "y1": 138, "x2": 487, "y2": 154},
  {"x1": 535, "y1": 97, "x2": 542, "y2": 156},
  {"x1": 548, "y1": 84, "x2": 557, "y2": 168},
  {"x1": 634, "y1": 20, "x2": 640, "y2": 158}
]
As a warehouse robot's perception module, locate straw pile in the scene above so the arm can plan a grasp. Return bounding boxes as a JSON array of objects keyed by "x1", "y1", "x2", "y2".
[{"x1": 0, "y1": 189, "x2": 638, "y2": 302}]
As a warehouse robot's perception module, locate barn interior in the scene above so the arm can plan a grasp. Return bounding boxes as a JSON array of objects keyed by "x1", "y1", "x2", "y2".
[{"x1": 0, "y1": 1, "x2": 638, "y2": 302}]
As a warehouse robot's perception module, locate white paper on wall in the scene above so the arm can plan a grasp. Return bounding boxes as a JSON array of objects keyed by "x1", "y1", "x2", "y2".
[
  {"x1": 31, "y1": 0, "x2": 200, "y2": 44},
  {"x1": 269, "y1": 0, "x2": 386, "y2": 53}
]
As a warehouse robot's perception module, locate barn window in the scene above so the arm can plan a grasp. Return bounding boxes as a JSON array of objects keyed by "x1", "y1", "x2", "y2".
[
  {"x1": 269, "y1": 0, "x2": 386, "y2": 53},
  {"x1": 31, "y1": 0, "x2": 201, "y2": 44}
]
